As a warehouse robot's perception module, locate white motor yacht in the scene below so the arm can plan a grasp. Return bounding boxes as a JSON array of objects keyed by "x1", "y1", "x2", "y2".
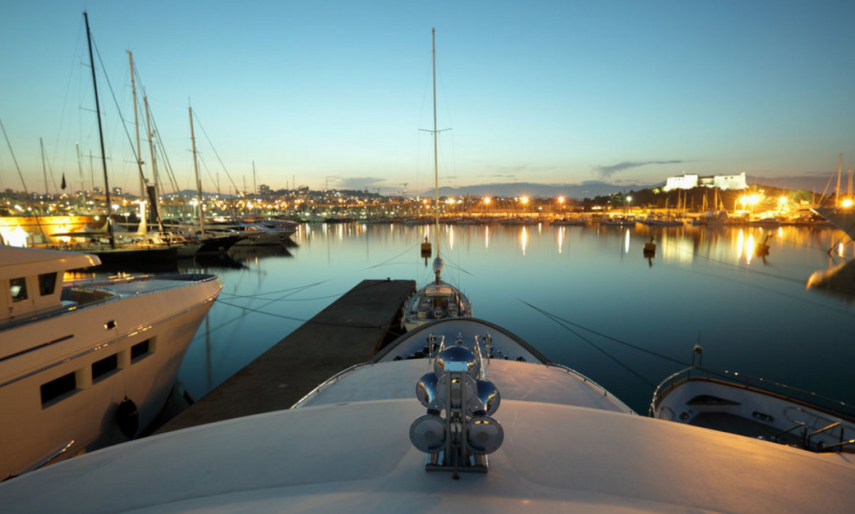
[
  {"x1": 812, "y1": 205, "x2": 855, "y2": 241},
  {"x1": 203, "y1": 220, "x2": 290, "y2": 246},
  {"x1": 0, "y1": 246, "x2": 222, "y2": 480},
  {"x1": 1, "y1": 317, "x2": 853, "y2": 513},
  {"x1": 650, "y1": 347, "x2": 855, "y2": 452}
]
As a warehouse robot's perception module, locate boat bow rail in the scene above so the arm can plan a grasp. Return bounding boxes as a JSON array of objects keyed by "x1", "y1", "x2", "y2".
[{"x1": 651, "y1": 365, "x2": 855, "y2": 452}]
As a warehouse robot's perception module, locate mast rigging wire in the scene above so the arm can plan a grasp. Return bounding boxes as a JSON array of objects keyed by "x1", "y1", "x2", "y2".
[
  {"x1": 519, "y1": 299, "x2": 688, "y2": 367},
  {"x1": 519, "y1": 299, "x2": 660, "y2": 388},
  {"x1": 191, "y1": 111, "x2": 240, "y2": 193},
  {"x1": 0, "y1": 116, "x2": 48, "y2": 242},
  {"x1": 91, "y1": 39, "x2": 148, "y2": 191}
]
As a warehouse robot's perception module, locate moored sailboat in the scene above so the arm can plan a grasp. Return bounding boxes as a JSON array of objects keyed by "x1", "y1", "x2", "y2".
[
  {"x1": 401, "y1": 28, "x2": 471, "y2": 332},
  {"x1": 51, "y1": 13, "x2": 185, "y2": 268}
]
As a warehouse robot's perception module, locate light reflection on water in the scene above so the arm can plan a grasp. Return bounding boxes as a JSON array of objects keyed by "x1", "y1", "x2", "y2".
[{"x1": 179, "y1": 223, "x2": 855, "y2": 413}]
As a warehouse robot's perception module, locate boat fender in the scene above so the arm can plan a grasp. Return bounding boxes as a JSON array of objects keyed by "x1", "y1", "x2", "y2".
[{"x1": 116, "y1": 397, "x2": 139, "y2": 438}]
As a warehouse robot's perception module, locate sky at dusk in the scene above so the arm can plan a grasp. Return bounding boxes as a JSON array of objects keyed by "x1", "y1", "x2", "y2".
[{"x1": 1, "y1": 1, "x2": 854, "y2": 197}]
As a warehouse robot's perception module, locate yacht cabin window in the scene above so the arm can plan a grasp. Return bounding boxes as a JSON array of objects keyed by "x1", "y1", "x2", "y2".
[
  {"x1": 39, "y1": 272, "x2": 58, "y2": 296},
  {"x1": 41, "y1": 372, "x2": 77, "y2": 406},
  {"x1": 10, "y1": 277, "x2": 28, "y2": 302}
]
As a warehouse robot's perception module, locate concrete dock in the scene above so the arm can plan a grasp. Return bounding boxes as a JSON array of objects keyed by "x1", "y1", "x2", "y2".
[{"x1": 155, "y1": 278, "x2": 416, "y2": 433}]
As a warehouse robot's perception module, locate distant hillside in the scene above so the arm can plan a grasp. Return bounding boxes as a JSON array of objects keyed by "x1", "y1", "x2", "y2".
[
  {"x1": 430, "y1": 181, "x2": 656, "y2": 200},
  {"x1": 750, "y1": 175, "x2": 839, "y2": 194},
  {"x1": 428, "y1": 176, "x2": 840, "y2": 200}
]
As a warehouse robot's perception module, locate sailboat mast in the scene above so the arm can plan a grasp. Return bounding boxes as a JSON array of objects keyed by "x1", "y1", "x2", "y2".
[
  {"x1": 76, "y1": 141, "x2": 85, "y2": 208},
  {"x1": 432, "y1": 27, "x2": 440, "y2": 260},
  {"x1": 84, "y1": 11, "x2": 115, "y2": 248},
  {"x1": 143, "y1": 96, "x2": 160, "y2": 208},
  {"x1": 128, "y1": 51, "x2": 145, "y2": 199},
  {"x1": 39, "y1": 137, "x2": 48, "y2": 197},
  {"x1": 189, "y1": 106, "x2": 205, "y2": 235}
]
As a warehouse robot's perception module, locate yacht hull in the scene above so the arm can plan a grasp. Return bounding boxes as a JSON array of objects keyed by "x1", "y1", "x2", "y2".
[
  {"x1": 0, "y1": 274, "x2": 222, "y2": 479},
  {"x1": 812, "y1": 206, "x2": 855, "y2": 241}
]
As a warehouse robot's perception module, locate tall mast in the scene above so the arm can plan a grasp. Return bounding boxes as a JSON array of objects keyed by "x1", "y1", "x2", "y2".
[
  {"x1": 189, "y1": 106, "x2": 205, "y2": 235},
  {"x1": 40, "y1": 137, "x2": 48, "y2": 197},
  {"x1": 143, "y1": 96, "x2": 159, "y2": 207},
  {"x1": 76, "y1": 142, "x2": 85, "y2": 209},
  {"x1": 128, "y1": 51, "x2": 145, "y2": 199},
  {"x1": 432, "y1": 27, "x2": 441, "y2": 269},
  {"x1": 84, "y1": 11, "x2": 114, "y2": 248}
]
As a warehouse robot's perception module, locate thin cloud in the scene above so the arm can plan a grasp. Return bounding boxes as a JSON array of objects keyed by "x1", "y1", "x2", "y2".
[
  {"x1": 593, "y1": 160, "x2": 686, "y2": 178},
  {"x1": 331, "y1": 176, "x2": 386, "y2": 190},
  {"x1": 483, "y1": 164, "x2": 558, "y2": 175}
]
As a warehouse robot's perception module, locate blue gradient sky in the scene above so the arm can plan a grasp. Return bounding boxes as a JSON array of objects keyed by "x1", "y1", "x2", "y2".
[{"x1": 1, "y1": 1, "x2": 854, "y2": 196}]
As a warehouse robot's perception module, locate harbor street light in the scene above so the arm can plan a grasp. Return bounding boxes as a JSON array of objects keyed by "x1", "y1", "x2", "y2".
[{"x1": 740, "y1": 194, "x2": 759, "y2": 216}]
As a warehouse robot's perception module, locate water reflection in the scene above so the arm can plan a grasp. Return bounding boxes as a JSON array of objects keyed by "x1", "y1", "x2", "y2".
[
  {"x1": 737, "y1": 230, "x2": 745, "y2": 261},
  {"x1": 176, "y1": 222, "x2": 854, "y2": 415},
  {"x1": 745, "y1": 233, "x2": 755, "y2": 264},
  {"x1": 521, "y1": 226, "x2": 528, "y2": 256},
  {"x1": 190, "y1": 253, "x2": 246, "y2": 270}
]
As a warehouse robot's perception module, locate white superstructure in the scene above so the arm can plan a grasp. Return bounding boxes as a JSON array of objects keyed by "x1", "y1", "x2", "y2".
[
  {"x1": 664, "y1": 172, "x2": 748, "y2": 191},
  {"x1": 0, "y1": 246, "x2": 222, "y2": 479}
]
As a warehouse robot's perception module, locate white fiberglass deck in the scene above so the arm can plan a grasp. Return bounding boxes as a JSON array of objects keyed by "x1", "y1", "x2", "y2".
[
  {"x1": 297, "y1": 359, "x2": 632, "y2": 413},
  {"x1": 2, "y1": 390, "x2": 854, "y2": 514}
]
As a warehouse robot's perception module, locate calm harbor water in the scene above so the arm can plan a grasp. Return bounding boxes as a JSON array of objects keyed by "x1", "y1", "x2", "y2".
[{"x1": 177, "y1": 222, "x2": 855, "y2": 414}]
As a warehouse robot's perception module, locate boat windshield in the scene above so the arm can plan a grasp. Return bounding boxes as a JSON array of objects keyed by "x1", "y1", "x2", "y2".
[{"x1": 426, "y1": 285, "x2": 455, "y2": 297}]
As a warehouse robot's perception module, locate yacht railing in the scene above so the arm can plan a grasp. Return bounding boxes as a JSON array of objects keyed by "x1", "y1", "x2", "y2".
[{"x1": 650, "y1": 366, "x2": 855, "y2": 424}]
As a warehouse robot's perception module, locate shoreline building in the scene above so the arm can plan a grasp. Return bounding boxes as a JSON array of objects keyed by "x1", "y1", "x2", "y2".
[{"x1": 663, "y1": 172, "x2": 747, "y2": 192}]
